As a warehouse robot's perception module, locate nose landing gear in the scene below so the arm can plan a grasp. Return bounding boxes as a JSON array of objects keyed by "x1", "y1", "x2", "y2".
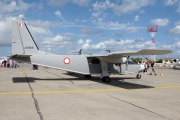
[{"x1": 136, "y1": 73, "x2": 141, "y2": 79}]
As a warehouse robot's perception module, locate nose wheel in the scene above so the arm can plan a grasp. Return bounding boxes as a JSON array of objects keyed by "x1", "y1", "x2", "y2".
[{"x1": 136, "y1": 74, "x2": 141, "y2": 79}]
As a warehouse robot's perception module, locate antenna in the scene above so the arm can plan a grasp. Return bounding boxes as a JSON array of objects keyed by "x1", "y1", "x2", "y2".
[{"x1": 147, "y1": 25, "x2": 158, "y2": 60}]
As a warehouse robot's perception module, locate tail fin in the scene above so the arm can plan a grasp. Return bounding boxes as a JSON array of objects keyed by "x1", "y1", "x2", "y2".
[{"x1": 12, "y1": 21, "x2": 39, "y2": 55}]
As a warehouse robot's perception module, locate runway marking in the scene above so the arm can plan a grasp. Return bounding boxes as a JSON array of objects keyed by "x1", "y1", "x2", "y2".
[{"x1": 0, "y1": 86, "x2": 180, "y2": 95}]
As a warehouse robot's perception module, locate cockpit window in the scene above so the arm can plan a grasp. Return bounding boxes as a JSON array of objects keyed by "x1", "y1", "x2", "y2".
[{"x1": 128, "y1": 60, "x2": 137, "y2": 64}]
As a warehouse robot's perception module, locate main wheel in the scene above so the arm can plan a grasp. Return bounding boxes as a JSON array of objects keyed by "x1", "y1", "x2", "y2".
[
  {"x1": 102, "y1": 76, "x2": 110, "y2": 82},
  {"x1": 136, "y1": 74, "x2": 141, "y2": 79}
]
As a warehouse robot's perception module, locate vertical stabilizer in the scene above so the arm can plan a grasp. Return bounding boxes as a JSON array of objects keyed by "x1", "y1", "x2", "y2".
[{"x1": 12, "y1": 21, "x2": 39, "y2": 55}]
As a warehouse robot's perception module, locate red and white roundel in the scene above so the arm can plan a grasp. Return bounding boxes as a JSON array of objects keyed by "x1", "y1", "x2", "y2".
[{"x1": 64, "y1": 57, "x2": 70, "y2": 64}]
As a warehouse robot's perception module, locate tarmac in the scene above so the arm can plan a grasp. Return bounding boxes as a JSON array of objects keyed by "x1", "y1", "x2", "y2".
[{"x1": 0, "y1": 64, "x2": 180, "y2": 120}]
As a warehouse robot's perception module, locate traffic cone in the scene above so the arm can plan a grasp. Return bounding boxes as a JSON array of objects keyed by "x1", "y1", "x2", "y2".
[
  {"x1": 160, "y1": 73, "x2": 163, "y2": 76},
  {"x1": 20, "y1": 72, "x2": 24, "y2": 74}
]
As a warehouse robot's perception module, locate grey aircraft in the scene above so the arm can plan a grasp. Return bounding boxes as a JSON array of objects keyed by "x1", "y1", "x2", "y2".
[{"x1": 10, "y1": 21, "x2": 172, "y2": 82}]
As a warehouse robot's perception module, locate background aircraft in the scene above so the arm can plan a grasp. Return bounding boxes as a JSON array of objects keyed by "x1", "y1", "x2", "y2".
[{"x1": 10, "y1": 21, "x2": 172, "y2": 82}]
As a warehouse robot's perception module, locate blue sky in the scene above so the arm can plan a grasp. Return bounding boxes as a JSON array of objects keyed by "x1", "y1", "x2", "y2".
[{"x1": 0, "y1": 0, "x2": 180, "y2": 59}]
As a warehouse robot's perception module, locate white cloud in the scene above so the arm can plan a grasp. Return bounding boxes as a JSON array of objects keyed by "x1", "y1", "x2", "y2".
[
  {"x1": 55, "y1": 10, "x2": 64, "y2": 20},
  {"x1": 29, "y1": 26, "x2": 50, "y2": 35},
  {"x1": 85, "y1": 39, "x2": 91, "y2": 43},
  {"x1": 91, "y1": 42, "x2": 106, "y2": 49},
  {"x1": 160, "y1": 44, "x2": 175, "y2": 49},
  {"x1": 79, "y1": 39, "x2": 106, "y2": 50},
  {"x1": 93, "y1": 19, "x2": 131, "y2": 30},
  {"x1": 168, "y1": 25, "x2": 180, "y2": 34},
  {"x1": 55, "y1": 11, "x2": 61, "y2": 16},
  {"x1": 175, "y1": 37, "x2": 180, "y2": 41},
  {"x1": 81, "y1": 28, "x2": 103, "y2": 35},
  {"x1": 48, "y1": 0, "x2": 69, "y2": 6},
  {"x1": 41, "y1": 35, "x2": 72, "y2": 48},
  {"x1": 92, "y1": 0, "x2": 114, "y2": 18},
  {"x1": 0, "y1": 20, "x2": 11, "y2": 47},
  {"x1": 165, "y1": 0, "x2": 180, "y2": 13},
  {"x1": 93, "y1": 0, "x2": 114, "y2": 11},
  {"x1": 91, "y1": 11, "x2": 102, "y2": 17},
  {"x1": 81, "y1": 28, "x2": 93, "y2": 35},
  {"x1": 113, "y1": 0, "x2": 153, "y2": 14},
  {"x1": 48, "y1": 0, "x2": 90, "y2": 6},
  {"x1": 0, "y1": 16, "x2": 22, "y2": 47},
  {"x1": 72, "y1": 0, "x2": 91, "y2": 6},
  {"x1": 64, "y1": 32, "x2": 74, "y2": 36},
  {"x1": 18, "y1": 14, "x2": 24, "y2": 18},
  {"x1": 175, "y1": 20, "x2": 180, "y2": 26},
  {"x1": 28, "y1": 20, "x2": 56, "y2": 27},
  {"x1": 81, "y1": 39, "x2": 91, "y2": 49},
  {"x1": 76, "y1": 38, "x2": 149, "y2": 52},
  {"x1": 125, "y1": 27, "x2": 137, "y2": 33},
  {"x1": 134, "y1": 15, "x2": 139, "y2": 21},
  {"x1": 150, "y1": 18, "x2": 169, "y2": 26},
  {"x1": 77, "y1": 39, "x2": 84, "y2": 45},
  {"x1": 165, "y1": 0, "x2": 179, "y2": 6},
  {"x1": 0, "y1": 1, "x2": 31, "y2": 13},
  {"x1": 175, "y1": 42, "x2": 180, "y2": 48}
]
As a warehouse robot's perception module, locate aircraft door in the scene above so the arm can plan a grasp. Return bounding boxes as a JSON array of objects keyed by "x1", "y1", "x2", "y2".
[{"x1": 113, "y1": 64, "x2": 121, "y2": 74}]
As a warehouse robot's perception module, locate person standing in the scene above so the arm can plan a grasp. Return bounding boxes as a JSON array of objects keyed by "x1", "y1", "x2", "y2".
[
  {"x1": 3, "y1": 60, "x2": 7, "y2": 68},
  {"x1": 150, "y1": 60, "x2": 157, "y2": 75}
]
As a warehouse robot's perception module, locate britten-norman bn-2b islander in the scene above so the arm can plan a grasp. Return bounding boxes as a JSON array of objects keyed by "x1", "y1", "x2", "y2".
[{"x1": 10, "y1": 21, "x2": 172, "y2": 82}]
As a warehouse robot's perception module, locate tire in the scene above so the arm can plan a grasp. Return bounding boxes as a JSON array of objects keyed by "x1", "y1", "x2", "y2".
[
  {"x1": 136, "y1": 74, "x2": 141, "y2": 79},
  {"x1": 102, "y1": 76, "x2": 110, "y2": 82}
]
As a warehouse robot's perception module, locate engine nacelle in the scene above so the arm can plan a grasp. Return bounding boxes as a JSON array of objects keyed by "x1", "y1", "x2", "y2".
[{"x1": 97, "y1": 56, "x2": 127, "y2": 64}]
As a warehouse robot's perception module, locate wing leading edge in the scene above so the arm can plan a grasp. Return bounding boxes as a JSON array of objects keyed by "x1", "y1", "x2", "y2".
[{"x1": 88, "y1": 49, "x2": 172, "y2": 57}]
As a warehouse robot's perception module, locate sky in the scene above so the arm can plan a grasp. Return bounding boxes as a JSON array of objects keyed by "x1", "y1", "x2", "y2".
[{"x1": 0, "y1": 0, "x2": 180, "y2": 59}]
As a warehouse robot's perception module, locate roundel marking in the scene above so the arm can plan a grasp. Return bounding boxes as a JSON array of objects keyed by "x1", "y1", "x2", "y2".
[{"x1": 64, "y1": 57, "x2": 70, "y2": 64}]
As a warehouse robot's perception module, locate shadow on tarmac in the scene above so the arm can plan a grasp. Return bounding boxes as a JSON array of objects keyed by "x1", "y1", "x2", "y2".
[{"x1": 12, "y1": 75, "x2": 154, "y2": 90}]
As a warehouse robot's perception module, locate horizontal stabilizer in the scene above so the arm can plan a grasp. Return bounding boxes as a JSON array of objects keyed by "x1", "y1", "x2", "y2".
[
  {"x1": 8, "y1": 54, "x2": 31, "y2": 63},
  {"x1": 9, "y1": 54, "x2": 31, "y2": 58}
]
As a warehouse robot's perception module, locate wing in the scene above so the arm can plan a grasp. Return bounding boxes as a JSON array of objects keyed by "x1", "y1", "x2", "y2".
[
  {"x1": 108, "y1": 49, "x2": 172, "y2": 57},
  {"x1": 87, "y1": 49, "x2": 172, "y2": 57}
]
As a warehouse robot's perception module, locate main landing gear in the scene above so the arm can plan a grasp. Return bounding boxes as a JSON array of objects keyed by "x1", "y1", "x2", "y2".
[
  {"x1": 85, "y1": 75, "x2": 91, "y2": 79},
  {"x1": 100, "y1": 61, "x2": 111, "y2": 82},
  {"x1": 102, "y1": 76, "x2": 110, "y2": 82}
]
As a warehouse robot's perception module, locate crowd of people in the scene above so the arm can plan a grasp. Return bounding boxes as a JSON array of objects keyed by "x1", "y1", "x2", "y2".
[{"x1": 0, "y1": 59, "x2": 19, "y2": 68}]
